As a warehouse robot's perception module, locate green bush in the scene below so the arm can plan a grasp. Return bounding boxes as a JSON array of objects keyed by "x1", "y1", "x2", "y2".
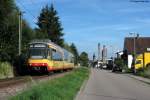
[
  {"x1": 113, "y1": 58, "x2": 131, "y2": 73},
  {"x1": 114, "y1": 58, "x2": 124, "y2": 67},
  {"x1": 0, "y1": 62, "x2": 14, "y2": 79},
  {"x1": 125, "y1": 68, "x2": 132, "y2": 73}
]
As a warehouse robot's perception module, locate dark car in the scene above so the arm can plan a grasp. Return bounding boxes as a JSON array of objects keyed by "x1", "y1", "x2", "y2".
[
  {"x1": 106, "y1": 60, "x2": 113, "y2": 70},
  {"x1": 112, "y1": 64, "x2": 122, "y2": 72}
]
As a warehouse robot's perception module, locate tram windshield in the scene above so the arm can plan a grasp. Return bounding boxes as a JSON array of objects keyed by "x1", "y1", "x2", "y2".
[{"x1": 29, "y1": 48, "x2": 47, "y2": 59}]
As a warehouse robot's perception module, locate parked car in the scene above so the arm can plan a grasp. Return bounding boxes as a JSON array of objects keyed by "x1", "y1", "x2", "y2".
[{"x1": 106, "y1": 59, "x2": 114, "y2": 70}]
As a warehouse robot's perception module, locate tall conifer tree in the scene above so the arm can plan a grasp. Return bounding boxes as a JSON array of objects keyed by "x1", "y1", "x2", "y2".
[{"x1": 37, "y1": 4, "x2": 64, "y2": 46}]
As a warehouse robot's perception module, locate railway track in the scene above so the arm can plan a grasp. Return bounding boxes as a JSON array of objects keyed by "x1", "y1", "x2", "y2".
[{"x1": 0, "y1": 71, "x2": 71, "y2": 100}]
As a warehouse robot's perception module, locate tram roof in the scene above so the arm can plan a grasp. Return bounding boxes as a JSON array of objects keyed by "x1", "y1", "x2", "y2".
[
  {"x1": 29, "y1": 39, "x2": 61, "y2": 49},
  {"x1": 29, "y1": 39, "x2": 73, "y2": 55}
]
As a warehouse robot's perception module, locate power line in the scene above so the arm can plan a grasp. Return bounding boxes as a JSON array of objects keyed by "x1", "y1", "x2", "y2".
[
  {"x1": 17, "y1": 1, "x2": 38, "y2": 23},
  {"x1": 16, "y1": 0, "x2": 56, "y2": 25}
]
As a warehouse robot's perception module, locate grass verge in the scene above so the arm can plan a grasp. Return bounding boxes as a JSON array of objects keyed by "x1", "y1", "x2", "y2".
[
  {"x1": 136, "y1": 67, "x2": 150, "y2": 79},
  {"x1": 10, "y1": 67, "x2": 90, "y2": 100}
]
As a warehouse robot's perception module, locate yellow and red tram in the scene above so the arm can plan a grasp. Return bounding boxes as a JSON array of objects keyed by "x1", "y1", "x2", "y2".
[{"x1": 27, "y1": 39, "x2": 74, "y2": 73}]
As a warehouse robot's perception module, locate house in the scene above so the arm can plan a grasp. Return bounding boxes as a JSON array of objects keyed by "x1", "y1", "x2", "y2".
[{"x1": 124, "y1": 37, "x2": 150, "y2": 68}]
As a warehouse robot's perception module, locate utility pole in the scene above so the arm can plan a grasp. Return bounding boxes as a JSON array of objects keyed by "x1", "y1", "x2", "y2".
[
  {"x1": 129, "y1": 32, "x2": 139, "y2": 73},
  {"x1": 93, "y1": 53, "x2": 96, "y2": 68},
  {"x1": 93, "y1": 53, "x2": 96, "y2": 62},
  {"x1": 18, "y1": 11, "x2": 24, "y2": 74},
  {"x1": 98, "y1": 43, "x2": 100, "y2": 61},
  {"x1": 18, "y1": 11, "x2": 24, "y2": 56}
]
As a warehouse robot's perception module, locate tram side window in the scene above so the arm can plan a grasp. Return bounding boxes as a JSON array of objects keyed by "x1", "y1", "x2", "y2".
[
  {"x1": 64, "y1": 51, "x2": 68, "y2": 61},
  {"x1": 52, "y1": 49, "x2": 63, "y2": 61},
  {"x1": 67, "y1": 54, "x2": 74, "y2": 63},
  {"x1": 71, "y1": 57, "x2": 74, "y2": 63},
  {"x1": 47, "y1": 49, "x2": 52, "y2": 59}
]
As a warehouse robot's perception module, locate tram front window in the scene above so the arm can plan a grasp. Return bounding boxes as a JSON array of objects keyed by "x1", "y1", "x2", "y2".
[{"x1": 29, "y1": 48, "x2": 47, "y2": 59}]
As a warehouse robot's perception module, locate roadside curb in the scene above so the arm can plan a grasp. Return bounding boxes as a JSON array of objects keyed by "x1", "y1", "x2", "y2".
[
  {"x1": 74, "y1": 79, "x2": 88, "y2": 100},
  {"x1": 127, "y1": 74, "x2": 150, "y2": 85},
  {"x1": 74, "y1": 68, "x2": 91, "y2": 100}
]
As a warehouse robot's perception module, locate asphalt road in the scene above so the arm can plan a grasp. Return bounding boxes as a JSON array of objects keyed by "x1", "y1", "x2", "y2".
[{"x1": 76, "y1": 68, "x2": 150, "y2": 100}]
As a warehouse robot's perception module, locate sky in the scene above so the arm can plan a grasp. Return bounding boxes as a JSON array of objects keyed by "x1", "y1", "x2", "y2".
[{"x1": 15, "y1": 0, "x2": 150, "y2": 59}]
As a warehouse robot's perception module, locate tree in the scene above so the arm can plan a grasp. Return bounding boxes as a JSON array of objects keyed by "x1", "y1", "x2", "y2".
[
  {"x1": 0, "y1": 0, "x2": 15, "y2": 26},
  {"x1": 63, "y1": 42, "x2": 71, "y2": 51},
  {"x1": 79, "y1": 52, "x2": 89, "y2": 67},
  {"x1": 0, "y1": 0, "x2": 18, "y2": 62},
  {"x1": 70, "y1": 43, "x2": 79, "y2": 65},
  {"x1": 37, "y1": 4, "x2": 64, "y2": 46},
  {"x1": 121, "y1": 49, "x2": 128, "y2": 65},
  {"x1": 0, "y1": 0, "x2": 35, "y2": 63}
]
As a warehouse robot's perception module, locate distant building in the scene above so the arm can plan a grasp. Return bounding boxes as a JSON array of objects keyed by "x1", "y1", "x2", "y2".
[
  {"x1": 124, "y1": 37, "x2": 150, "y2": 54},
  {"x1": 102, "y1": 45, "x2": 107, "y2": 62}
]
